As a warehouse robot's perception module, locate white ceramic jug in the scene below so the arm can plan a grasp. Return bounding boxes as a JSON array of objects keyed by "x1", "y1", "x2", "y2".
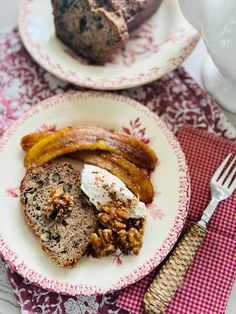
[{"x1": 179, "y1": 0, "x2": 236, "y2": 112}]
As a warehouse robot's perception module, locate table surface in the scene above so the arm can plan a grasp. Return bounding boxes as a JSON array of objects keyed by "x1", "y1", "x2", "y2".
[{"x1": 0, "y1": 1, "x2": 235, "y2": 314}]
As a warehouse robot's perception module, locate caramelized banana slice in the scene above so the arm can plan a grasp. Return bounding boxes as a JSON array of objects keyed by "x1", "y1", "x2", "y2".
[
  {"x1": 21, "y1": 130, "x2": 155, "y2": 202},
  {"x1": 73, "y1": 151, "x2": 154, "y2": 203},
  {"x1": 24, "y1": 126, "x2": 157, "y2": 169},
  {"x1": 21, "y1": 131, "x2": 52, "y2": 151}
]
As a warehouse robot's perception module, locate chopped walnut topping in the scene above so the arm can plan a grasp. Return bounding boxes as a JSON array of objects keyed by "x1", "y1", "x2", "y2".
[
  {"x1": 90, "y1": 203, "x2": 146, "y2": 257},
  {"x1": 44, "y1": 186, "x2": 74, "y2": 222},
  {"x1": 98, "y1": 204, "x2": 131, "y2": 231},
  {"x1": 90, "y1": 229, "x2": 116, "y2": 256},
  {"x1": 117, "y1": 225, "x2": 144, "y2": 255}
]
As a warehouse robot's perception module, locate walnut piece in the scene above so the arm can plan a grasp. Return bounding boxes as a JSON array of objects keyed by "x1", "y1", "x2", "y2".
[
  {"x1": 98, "y1": 204, "x2": 131, "y2": 231},
  {"x1": 90, "y1": 229, "x2": 116, "y2": 256},
  {"x1": 44, "y1": 186, "x2": 74, "y2": 221},
  {"x1": 117, "y1": 226, "x2": 144, "y2": 255},
  {"x1": 90, "y1": 203, "x2": 146, "y2": 257}
]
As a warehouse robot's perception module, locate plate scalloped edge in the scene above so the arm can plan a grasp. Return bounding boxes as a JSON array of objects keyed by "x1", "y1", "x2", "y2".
[{"x1": 0, "y1": 91, "x2": 190, "y2": 295}]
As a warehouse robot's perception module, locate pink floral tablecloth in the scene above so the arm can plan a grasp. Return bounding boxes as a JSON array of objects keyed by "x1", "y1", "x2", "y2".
[{"x1": 0, "y1": 28, "x2": 235, "y2": 314}]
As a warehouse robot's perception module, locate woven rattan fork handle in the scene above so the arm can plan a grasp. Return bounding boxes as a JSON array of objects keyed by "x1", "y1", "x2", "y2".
[{"x1": 143, "y1": 222, "x2": 206, "y2": 314}]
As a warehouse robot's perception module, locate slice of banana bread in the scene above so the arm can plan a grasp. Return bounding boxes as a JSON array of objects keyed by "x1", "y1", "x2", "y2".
[
  {"x1": 52, "y1": 0, "x2": 128, "y2": 64},
  {"x1": 20, "y1": 162, "x2": 97, "y2": 267},
  {"x1": 51, "y1": 0, "x2": 162, "y2": 64}
]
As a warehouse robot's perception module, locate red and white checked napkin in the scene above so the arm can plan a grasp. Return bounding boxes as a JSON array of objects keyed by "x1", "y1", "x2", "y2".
[{"x1": 118, "y1": 125, "x2": 236, "y2": 314}]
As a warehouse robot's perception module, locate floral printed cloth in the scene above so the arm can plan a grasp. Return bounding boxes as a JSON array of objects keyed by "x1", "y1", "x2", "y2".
[{"x1": 0, "y1": 28, "x2": 235, "y2": 314}]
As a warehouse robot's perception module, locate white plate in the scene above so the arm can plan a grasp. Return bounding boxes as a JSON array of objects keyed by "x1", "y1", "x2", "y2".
[
  {"x1": 0, "y1": 92, "x2": 189, "y2": 295},
  {"x1": 18, "y1": 0, "x2": 199, "y2": 90}
]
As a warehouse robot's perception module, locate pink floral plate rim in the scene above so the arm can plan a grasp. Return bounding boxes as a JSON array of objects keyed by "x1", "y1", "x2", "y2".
[
  {"x1": 18, "y1": 0, "x2": 200, "y2": 90},
  {"x1": 0, "y1": 91, "x2": 190, "y2": 295}
]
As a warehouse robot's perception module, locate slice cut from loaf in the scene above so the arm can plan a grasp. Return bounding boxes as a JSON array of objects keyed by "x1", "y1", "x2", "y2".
[
  {"x1": 20, "y1": 162, "x2": 97, "y2": 267},
  {"x1": 51, "y1": 0, "x2": 162, "y2": 64},
  {"x1": 52, "y1": 0, "x2": 128, "y2": 64}
]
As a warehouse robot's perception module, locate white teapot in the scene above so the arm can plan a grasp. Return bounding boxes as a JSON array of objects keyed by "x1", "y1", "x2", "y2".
[{"x1": 179, "y1": 0, "x2": 236, "y2": 112}]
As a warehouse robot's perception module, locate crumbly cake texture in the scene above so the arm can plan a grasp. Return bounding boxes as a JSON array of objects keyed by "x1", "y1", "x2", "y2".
[
  {"x1": 51, "y1": 0, "x2": 162, "y2": 64},
  {"x1": 52, "y1": 0, "x2": 129, "y2": 64},
  {"x1": 20, "y1": 162, "x2": 97, "y2": 267}
]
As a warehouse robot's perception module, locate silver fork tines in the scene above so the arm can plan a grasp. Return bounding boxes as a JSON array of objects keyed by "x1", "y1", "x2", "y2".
[
  {"x1": 199, "y1": 153, "x2": 236, "y2": 227},
  {"x1": 224, "y1": 160, "x2": 236, "y2": 189},
  {"x1": 213, "y1": 153, "x2": 236, "y2": 191}
]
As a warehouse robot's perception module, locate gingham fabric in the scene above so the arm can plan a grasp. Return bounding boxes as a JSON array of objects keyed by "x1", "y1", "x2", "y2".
[{"x1": 117, "y1": 125, "x2": 236, "y2": 313}]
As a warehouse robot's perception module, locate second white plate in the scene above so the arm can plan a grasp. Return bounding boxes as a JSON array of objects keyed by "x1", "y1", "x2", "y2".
[{"x1": 18, "y1": 0, "x2": 199, "y2": 90}]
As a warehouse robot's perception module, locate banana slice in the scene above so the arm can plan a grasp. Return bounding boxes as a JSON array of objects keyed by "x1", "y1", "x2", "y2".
[{"x1": 24, "y1": 126, "x2": 157, "y2": 170}]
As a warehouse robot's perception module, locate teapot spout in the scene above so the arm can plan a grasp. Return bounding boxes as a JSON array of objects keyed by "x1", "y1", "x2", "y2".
[{"x1": 179, "y1": 0, "x2": 206, "y2": 33}]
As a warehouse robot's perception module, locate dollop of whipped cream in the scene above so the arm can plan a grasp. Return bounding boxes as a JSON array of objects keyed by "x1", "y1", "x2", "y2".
[{"x1": 81, "y1": 165, "x2": 146, "y2": 218}]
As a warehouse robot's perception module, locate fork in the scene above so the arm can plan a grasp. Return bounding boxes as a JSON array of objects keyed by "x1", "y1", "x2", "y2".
[{"x1": 144, "y1": 153, "x2": 236, "y2": 314}]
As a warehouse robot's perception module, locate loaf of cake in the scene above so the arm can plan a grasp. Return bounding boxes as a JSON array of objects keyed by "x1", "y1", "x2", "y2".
[
  {"x1": 51, "y1": 0, "x2": 162, "y2": 64},
  {"x1": 20, "y1": 162, "x2": 97, "y2": 267}
]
